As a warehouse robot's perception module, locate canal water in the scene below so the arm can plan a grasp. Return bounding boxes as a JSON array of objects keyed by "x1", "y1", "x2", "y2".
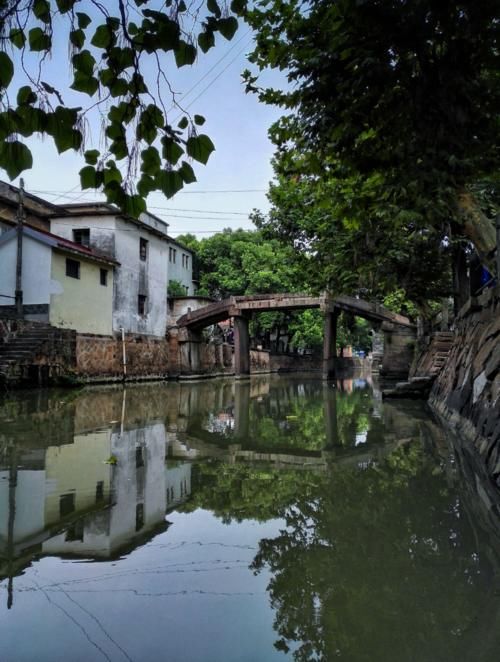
[{"x1": 1, "y1": 376, "x2": 500, "y2": 661}]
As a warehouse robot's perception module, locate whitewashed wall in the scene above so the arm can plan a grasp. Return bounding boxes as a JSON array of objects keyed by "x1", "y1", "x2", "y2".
[{"x1": 0, "y1": 233, "x2": 52, "y2": 305}]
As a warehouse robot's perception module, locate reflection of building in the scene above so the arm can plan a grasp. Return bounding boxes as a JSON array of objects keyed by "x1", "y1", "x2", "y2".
[{"x1": 1, "y1": 416, "x2": 192, "y2": 590}]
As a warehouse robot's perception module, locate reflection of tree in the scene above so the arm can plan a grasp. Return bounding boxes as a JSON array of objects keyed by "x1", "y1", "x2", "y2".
[
  {"x1": 180, "y1": 461, "x2": 321, "y2": 524},
  {"x1": 251, "y1": 444, "x2": 489, "y2": 661},
  {"x1": 185, "y1": 443, "x2": 492, "y2": 661}
]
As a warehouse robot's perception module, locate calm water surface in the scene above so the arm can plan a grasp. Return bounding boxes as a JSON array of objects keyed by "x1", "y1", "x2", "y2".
[{"x1": 1, "y1": 376, "x2": 500, "y2": 661}]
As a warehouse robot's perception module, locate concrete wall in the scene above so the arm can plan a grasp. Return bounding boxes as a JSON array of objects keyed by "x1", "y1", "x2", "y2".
[
  {"x1": 114, "y1": 217, "x2": 168, "y2": 336},
  {"x1": 429, "y1": 286, "x2": 500, "y2": 486},
  {"x1": 49, "y1": 251, "x2": 113, "y2": 335},
  {"x1": 0, "y1": 233, "x2": 52, "y2": 306},
  {"x1": 167, "y1": 296, "x2": 214, "y2": 326}
]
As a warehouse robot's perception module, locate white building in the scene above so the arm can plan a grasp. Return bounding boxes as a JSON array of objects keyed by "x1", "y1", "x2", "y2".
[
  {"x1": 51, "y1": 203, "x2": 195, "y2": 337},
  {"x1": 0, "y1": 224, "x2": 116, "y2": 333}
]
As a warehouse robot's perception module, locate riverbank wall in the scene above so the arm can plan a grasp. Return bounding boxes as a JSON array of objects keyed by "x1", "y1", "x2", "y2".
[{"x1": 428, "y1": 285, "x2": 500, "y2": 486}]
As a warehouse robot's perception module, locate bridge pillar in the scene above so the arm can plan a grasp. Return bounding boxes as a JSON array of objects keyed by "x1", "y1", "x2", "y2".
[
  {"x1": 234, "y1": 315, "x2": 250, "y2": 376},
  {"x1": 323, "y1": 309, "x2": 339, "y2": 380},
  {"x1": 380, "y1": 322, "x2": 417, "y2": 379},
  {"x1": 234, "y1": 381, "x2": 250, "y2": 439}
]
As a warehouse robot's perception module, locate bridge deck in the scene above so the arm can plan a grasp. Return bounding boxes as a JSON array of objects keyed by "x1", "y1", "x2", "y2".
[{"x1": 176, "y1": 293, "x2": 413, "y2": 329}]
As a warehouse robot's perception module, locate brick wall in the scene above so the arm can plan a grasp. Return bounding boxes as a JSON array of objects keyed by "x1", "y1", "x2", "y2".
[{"x1": 76, "y1": 333, "x2": 170, "y2": 380}]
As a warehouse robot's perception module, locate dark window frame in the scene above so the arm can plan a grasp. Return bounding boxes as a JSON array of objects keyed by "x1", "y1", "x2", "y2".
[
  {"x1": 139, "y1": 237, "x2": 148, "y2": 261},
  {"x1": 138, "y1": 294, "x2": 147, "y2": 316},
  {"x1": 66, "y1": 258, "x2": 80, "y2": 279},
  {"x1": 73, "y1": 228, "x2": 90, "y2": 247},
  {"x1": 100, "y1": 268, "x2": 108, "y2": 286}
]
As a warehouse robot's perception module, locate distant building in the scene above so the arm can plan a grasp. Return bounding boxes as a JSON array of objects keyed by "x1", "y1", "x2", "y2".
[
  {"x1": 51, "y1": 203, "x2": 195, "y2": 336},
  {"x1": 0, "y1": 224, "x2": 116, "y2": 334}
]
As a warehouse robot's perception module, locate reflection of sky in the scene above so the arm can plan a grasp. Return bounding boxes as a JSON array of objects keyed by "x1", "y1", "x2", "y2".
[{"x1": 1, "y1": 511, "x2": 288, "y2": 662}]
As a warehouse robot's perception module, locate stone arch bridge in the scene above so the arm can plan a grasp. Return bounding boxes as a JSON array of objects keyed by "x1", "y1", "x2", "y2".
[{"x1": 176, "y1": 293, "x2": 416, "y2": 379}]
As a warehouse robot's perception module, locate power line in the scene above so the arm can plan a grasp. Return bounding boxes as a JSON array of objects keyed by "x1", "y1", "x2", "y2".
[
  {"x1": 167, "y1": 29, "x2": 252, "y2": 114},
  {"x1": 32, "y1": 188, "x2": 267, "y2": 196}
]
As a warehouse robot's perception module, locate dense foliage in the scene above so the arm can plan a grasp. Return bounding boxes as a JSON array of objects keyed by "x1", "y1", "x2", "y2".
[
  {"x1": 0, "y1": 0, "x2": 242, "y2": 215},
  {"x1": 245, "y1": 0, "x2": 500, "y2": 301},
  {"x1": 178, "y1": 228, "x2": 375, "y2": 350}
]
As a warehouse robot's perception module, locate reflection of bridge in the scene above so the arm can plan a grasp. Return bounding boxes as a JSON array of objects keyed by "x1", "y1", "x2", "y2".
[{"x1": 176, "y1": 293, "x2": 415, "y2": 378}]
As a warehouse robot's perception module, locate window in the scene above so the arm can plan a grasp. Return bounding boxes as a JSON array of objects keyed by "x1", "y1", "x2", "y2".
[
  {"x1": 65, "y1": 520, "x2": 84, "y2": 542},
  {"x1": 136, "y1": 447, "x2": 144, "y2": 468},
  {"x1": 139, "y1": 237, "x2": 148, "y2": 261},
  {"x1": 73, "y1": 228, "x2": 90, "y2": 247},
  {"x1": 138, "y1": 294, "x2": 147, "y2": 316},
  {"x1": 136, "y1": 503, "x2": 144, "y2": 532},
  {"x1": 95, "y1": 481, "x2": 104, "y2": 502},
  {"x1": 182, "y1": 254, "x2": 189, "y2": 269},
  {"x1": 169, "y1": 248, "x2": 176, "y2": 264},
  {"x1": 100, "y1": 268, "x2": 108, "y2": 286},
  {"x1": 60, "y1": 492, "x2": 75, "y2": 517},
  {"x1": 66, "y1": 258, "x2": 80, "y2": 279}
]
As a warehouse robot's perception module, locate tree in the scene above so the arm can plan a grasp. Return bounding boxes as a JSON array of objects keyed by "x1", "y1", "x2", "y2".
[
  {"x1": 252, "y1": 154, "x2": 453, "y2": 314},
  {"x1": 0, "y1": 0, "x2": 242, "y2": 216},
  {"x1": 245, "y1": 0, "x2": 500, "y2": 273}
]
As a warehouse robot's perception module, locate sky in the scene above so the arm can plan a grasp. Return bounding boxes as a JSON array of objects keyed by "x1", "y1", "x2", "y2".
[{"x1": 4, "y1": 8, "x2": 286, "y2": 238}]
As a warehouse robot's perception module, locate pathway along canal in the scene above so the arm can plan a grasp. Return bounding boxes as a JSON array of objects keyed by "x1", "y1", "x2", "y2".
[{"x1": 1, "y1": 376, "x2": 500, "y2": 661}]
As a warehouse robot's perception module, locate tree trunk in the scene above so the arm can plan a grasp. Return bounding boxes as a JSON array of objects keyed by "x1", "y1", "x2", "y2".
[{"x1": 458, "y1": 191, "x2": 496, "y2": 273}]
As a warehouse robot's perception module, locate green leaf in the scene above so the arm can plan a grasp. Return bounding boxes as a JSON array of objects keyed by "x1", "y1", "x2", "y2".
[
  {"x1": 194, "y1": 114, "x2": 206, "y2": 126},
  {"x1": 17, "y1": 86, "x2": 37, "y2": 105},
  {"x1": 28, "y1": 27, "x2": 51, "y2": 51},
  {"x1": 110, "y1": 78, "x2": 129, "y2": 97},
  {"x1": 72, "y1": 50, "x2": 96, "y2": 76},
  {"x1": 207, "y1": 0, "x2": 221, "y2": 17},
  {"x1": 175, "y1": 41, "x2": 197, "y2": 67},
  {"x1": 198, "y1": 30, "x2": 215, "y2": 53},
  {"x1": 157, "y1": 169, "x2": 184, "y2": 198},
  {"x1": 178, "y1": 117, "x2": 189, "y2": 130},
  {"x1": 71, "y1": 72, "x2": 99, "y2": 96},
  {"x1": 84, "y1": 149, "x2": 100, "y2": 165},
  {"x1": 218, "y1": 17, "x2": 238, "y2": 41},
  {"x1": 76, "y1": 12, "x2": 92, "y2": 29},
  {"x1": 33, "y1": 0, "x2": 51, "y2": 23},
  {"x1": 0, "y1": 52, "x2": 14, "y2": 88},
  {"x1": 70, "y1": 29, "x2": 85, "y2": 49},
  {"x1": 91, "y1": 25, "x2": 113, "y2": 49},
  {"x1": 186, "y1": 134, "x2": 215, "y2": 164},
  {"x1": 9, "y1": 29, "x2": 26, "y2": 49},
  {"x1": 109, "y1": 138, "x2": 128, "y2": 160},
  {"x1": 80, "y1": 165, "x2": 98, "y2": 189},
  {"x1": 0, "y1": 141, "x2": 33, "y2": 179},
  {"x1": 141, "y1": 146, "x2": 161, "y2": 175},
  {"x1": 137, "y1": 174, "x2": 156, "y2": 197},
  {"x1": 230, "y1": 0, "x2": 246, "y2": 13},
  {"x1": 179, "y1": 161, "x2": 197, "y2": 184},
  {"x1": 56, "y1": 0, "x2": 76, "y2": 12},
  {"x1": 103, "y1": 163, "x2": 123, "y2": 185},
  {"x1": 122, "y1": 194, "x2": 147, "y2": 219},
  {"x1": 161, "y1": 137, "x2": 184, "y2": 165}
]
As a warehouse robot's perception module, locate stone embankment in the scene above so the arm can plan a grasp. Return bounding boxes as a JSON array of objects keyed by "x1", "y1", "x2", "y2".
[{"x1": 429, "y1": 286, "x2": 500, "y2": 486}]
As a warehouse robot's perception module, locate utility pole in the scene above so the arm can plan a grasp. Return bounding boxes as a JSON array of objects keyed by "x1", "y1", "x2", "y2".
[{"x1": 15, "y1": 179, "x2": 25, "y2": 318}]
